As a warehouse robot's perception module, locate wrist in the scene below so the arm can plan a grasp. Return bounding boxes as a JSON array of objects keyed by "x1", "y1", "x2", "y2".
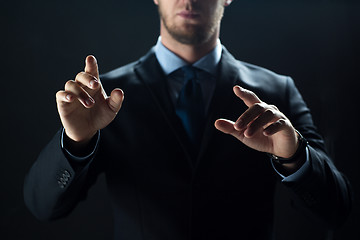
[
  {"x1": 64, "y1": 129, "x2": 97, "y2": 144},
  {"x1": 63, "y1": 130, "x2": 98, "y2": 157},
  {"x1": 268, "y1": 130, "x2": 308, "y2": 175},
  {"x1": 279, "y1": 149, "x2": 307, "y2": 173},
  {"x1": 268, "y1": 130, "x2": 308, "y2": 165}
]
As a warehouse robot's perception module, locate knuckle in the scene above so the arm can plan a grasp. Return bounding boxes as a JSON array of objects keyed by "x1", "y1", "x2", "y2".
[
  {"x1": 56, "y1": 91, "x2": 71, "y2": 104},
  {"x1": 55, "y1": 91, "x2": 62, "y2": 101},
  {"x1": 277, "y1": 118, "x2": 286, "y2": 125},
  {"x1": 244, "y1": 88, "x2": 256, "y2": 97},
  {"x1": 76, "y1": 71, "x2": 97, "y2": 83},
  {"x1": 264, "y1": 108, "x2": 276, "y2": 117},
  {"x1": 56, "y1": 91, "x2": 63, "y2": 98},
  {"x1": 253, "y1": 102, "x2": 261, "y2": 108},
  {"x1": 65, "y1": 80, "x2": 76, "y2": 88},
  {"x1": 75, "y1": 71, "x2": 85, "y2": 80},
  {"x1": 263, "y1": 105, "x2": 283, "y2": 118},
  {"x1": 269, "y1": 104, "x2": 279, "y2": 111},
  {"x1": 253, "y1": 102, "x2": 265, "y2": 111}
]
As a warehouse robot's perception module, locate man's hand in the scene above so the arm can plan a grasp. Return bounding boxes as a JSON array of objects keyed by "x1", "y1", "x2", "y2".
[
  {"x1": 215, "y1": 85, "x2": 299, "y2": 159},
  {"x1": 56, "y1": 55, "x2": 124, "y2": 145}
]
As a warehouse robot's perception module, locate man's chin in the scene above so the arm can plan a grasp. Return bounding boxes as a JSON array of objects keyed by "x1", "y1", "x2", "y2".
[
  {"x1": 168, "y1": 27, "x2": 210, "y2": 45},
  {"x1": 172, "y1": 34, "x2": 206, "y2": 45}
]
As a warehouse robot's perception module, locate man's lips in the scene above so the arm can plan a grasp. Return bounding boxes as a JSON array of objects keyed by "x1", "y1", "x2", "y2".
[{"x1": 177, "y1": 10, "x2": 200, "y2": 19}]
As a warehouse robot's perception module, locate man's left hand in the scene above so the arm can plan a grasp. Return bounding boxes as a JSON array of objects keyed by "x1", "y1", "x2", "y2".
[{"x1": 215, "y1": 85, "x2": 299, "y2": 159}]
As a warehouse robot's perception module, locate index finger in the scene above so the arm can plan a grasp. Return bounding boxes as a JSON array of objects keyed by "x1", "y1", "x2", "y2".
[
  {"x1": 85, "y1": 55, "x2": 99, "y2": 79},
  {"x1": 233, "y1": 85, "x2": 261, "y2": 107}
]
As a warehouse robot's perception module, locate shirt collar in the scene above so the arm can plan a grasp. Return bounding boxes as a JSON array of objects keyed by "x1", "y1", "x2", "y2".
[{"x1": 154, "y1": 36, "x2": 222, "y2": 76}]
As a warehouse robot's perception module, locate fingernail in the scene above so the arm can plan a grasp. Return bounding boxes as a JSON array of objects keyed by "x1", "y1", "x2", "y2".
[
  {"x1": 85, "y1": 98, "x2": 94, "y2": 106},
  {"x1": 234, "y1": 119, "x2": 243, "y2": 130},
  {"x1": 89, "y1": 79, "x2": 98, "y2": 88},
  {"x1": 65, "y1": 94, "x2": 72, "y2": 101}
]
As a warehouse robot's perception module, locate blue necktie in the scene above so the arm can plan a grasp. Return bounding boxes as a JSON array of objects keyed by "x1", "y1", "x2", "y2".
[{"x1": 175, "y1": 66, "x2": 205, "y2": 147}]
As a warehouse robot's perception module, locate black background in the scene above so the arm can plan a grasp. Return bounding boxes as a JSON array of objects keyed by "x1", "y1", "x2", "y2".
[{"x1": 2, "y1": 0, "x2": 359, "y2": 239}]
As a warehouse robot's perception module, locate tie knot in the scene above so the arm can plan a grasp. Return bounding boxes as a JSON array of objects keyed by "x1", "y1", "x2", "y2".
[{"x1": 181, "y1": 65, "x2": 197, "y2": 82}]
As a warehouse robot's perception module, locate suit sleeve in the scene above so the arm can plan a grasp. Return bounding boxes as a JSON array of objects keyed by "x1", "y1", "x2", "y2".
[
  {"x1": 281, "y1": 77, "x2": 353, "y2": 228},
  {"x1": 23, "y1": 129, "x2": 103, "y2": 221}
]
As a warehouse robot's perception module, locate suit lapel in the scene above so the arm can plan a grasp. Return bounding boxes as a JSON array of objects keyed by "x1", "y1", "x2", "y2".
[
  {"x1": 207, "y1": 47, "x2": 247, "y2": 119},
  {"x1": 133, "y1": 48, "x2": 195, "y2": 169},
  {"x1": 133, "y1": 47, "x2": 246, "y2": 172},
  {"x1": 195, "y1": 47, "x2": 247, "y2": 170}
]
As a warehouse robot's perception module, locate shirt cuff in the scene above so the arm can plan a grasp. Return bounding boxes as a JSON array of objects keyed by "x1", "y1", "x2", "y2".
[
  {"x1": 60, "y1": 128, "x2": 100, "y2": 162},
  {"x1": 271, "y1": 146, "x2": 311, "y2": 182}
]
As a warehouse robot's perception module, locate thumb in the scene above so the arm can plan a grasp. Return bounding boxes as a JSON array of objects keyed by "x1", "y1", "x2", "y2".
[
  {"x1": 85, "y1": 55, "x2": 99, "y2": 79},
  {"x1": 214, "y1": 119, "x2": 237, "y2": 135},
  {"x1": 215, "y1": 119, "x2": 245, "y2": 142},
  {"x1": 107, "y1": 88, "x2": 124, "y2": 113}
]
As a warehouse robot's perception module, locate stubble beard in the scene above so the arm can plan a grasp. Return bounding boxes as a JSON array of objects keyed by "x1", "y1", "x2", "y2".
[{"x1": 158, "y1": 4, "x2": 224, "y2": 45}]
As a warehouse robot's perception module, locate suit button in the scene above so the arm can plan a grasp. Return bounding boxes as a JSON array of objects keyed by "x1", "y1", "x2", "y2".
[
  {"x1": 62, "y1": 170, "x2": 71, "y2": 181},
  {"x1": 58, "y1": 180, "x2": 65, "y2": 189},
  {"x1": 62, "y1": 174, "x2": 69, "y2": 182},
  {"x1": 57, "y1": 170, "x2": 71, "y2": 189},
  {"x1": 59, "y1": 177, "x2": 67, "y2": 185},
  {"x1": 63, "y1": 170, "x2": 71, "y2": 178}
]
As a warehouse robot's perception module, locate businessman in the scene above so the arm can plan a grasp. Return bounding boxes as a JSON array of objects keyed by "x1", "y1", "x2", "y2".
[{"x1": 24, "y1": 0, "x2": 352, "y2": 239}]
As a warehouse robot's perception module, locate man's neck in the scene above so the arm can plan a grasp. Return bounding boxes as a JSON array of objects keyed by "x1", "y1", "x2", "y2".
[{"x1": 160, "y1": 24, "x2": 219, "y2": 64}]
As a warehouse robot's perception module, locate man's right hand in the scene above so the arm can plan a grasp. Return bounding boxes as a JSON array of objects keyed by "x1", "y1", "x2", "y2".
[{"x1": 56, "y1": 55, "x2": 124, "y2": 147}]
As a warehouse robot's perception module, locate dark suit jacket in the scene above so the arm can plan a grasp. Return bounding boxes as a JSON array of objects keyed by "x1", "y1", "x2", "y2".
[{"x1": 24, "y1": 47, "x2": 352, "y2": 240}]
